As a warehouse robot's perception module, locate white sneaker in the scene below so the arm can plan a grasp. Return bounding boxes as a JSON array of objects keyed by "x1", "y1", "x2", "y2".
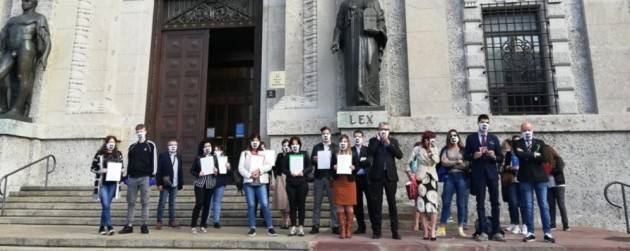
[
  {"x1": 200, "y1": 227, "x2": 207, "y2": 233},
  {"x1": 297, "y1": 226, "x2": 305, "y2": 236},
  {"x1": 512, "y1": 225, "x2": 521, "y2": 235},
  {"x1": 191, "y1": 227, "x2": 198, "y2": 234},
  {"x1": 521, "y1": 225, "x2": 528, "y2": 236},
  {"x1": 505, "y1": 224, "x2": 516, "y2": 232},
  {"x1": 289, "y1": 226, "x2": 297, "y2": 236}
]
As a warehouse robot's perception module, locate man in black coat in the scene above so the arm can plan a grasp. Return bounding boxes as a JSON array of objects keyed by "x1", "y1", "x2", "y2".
[
  {"x1": 464, "y1": 114, "x2": 504, "y2": 242},
  {"x1": 155, "y1": 140, "x2": 184, "y2": 229},
  {"x1": 309, "y1": 126, "x2": 339, "y2": 234},
  {"x1": 367, "y1": 122, "x2": 403, "y2": 240},
  {"x1": 352, "y1": 130, "x2": 372, "y2": 234},
  {"x1": 513, "y1": 122, "x2": 555, "y2": 243}
]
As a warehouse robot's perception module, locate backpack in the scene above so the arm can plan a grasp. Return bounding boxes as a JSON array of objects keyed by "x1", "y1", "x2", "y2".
[{"x1": 435, "y1": 147, "x2": 449, "y2": 182}]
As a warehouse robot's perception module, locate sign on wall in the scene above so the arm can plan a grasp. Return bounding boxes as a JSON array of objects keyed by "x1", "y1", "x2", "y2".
[{"x1": 268, "y1": 71, "x2": 285, "y2": 89}]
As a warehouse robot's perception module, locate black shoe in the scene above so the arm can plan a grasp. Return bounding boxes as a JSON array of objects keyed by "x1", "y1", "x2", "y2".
[
  {"x1": 372, "y1": 233, "x2": 381, "y2": 239},
  {"x1": 423, "y1": 236, "x2": 429, "y2": 240},
  {"x1": 332, "y1": 227, "x2": 339, "y2": 234},
  {"x1": 118, "y1": 225, "x2": 133, "y2": 234},
  {"x1": 353, "y1": 227, "x2": 366, "y2": 234},
  {"x1": 309, "y1": 225, "x2": 319, "y2": 234},
  {"x1": 267, "y1": 228, "x2": 278, "y2": 237},
  {"x1": 248, "y1": 228, "x2": 256, "y2": 237},
  {"x1": 523, "y1": 234, "x2": 536, "y2": 242},
  {"x1": 107, "y1": 226, "x2": 115, "y2": 235},
  {"x1": 544, "y1": 234, "x2": 556, "y2": 243},
  {"x1": 430, "y1": 237, "x2": 437, "y2": 241},
  {"x1": 98, "y1": 226, "x2": 106, "y2": 235},
  {"x1": 214, "y1": 223, "x2": 221, "y2": 229},
  {"x1": 550, "y1": 225, "x2": 557, "y2": 230},
  {"x1": 393, "y1": 232, "x2": 401, "y2": 240},
  {"x1": 141, "y1": 225, "x2": 149, "y2": 234}
]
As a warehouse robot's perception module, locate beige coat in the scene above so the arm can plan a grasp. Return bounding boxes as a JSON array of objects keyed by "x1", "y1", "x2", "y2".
[{"x1": 407, "y1": 146, "x2": 440, "y2": 182}]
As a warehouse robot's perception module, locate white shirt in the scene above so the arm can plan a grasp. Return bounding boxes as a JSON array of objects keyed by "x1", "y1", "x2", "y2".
[
  {"x1": 323, "y1": 142, "x2": 331, "y2": 151},
  {"x1": 170, "y1": 154, "x2": 178, "y2": 187}
]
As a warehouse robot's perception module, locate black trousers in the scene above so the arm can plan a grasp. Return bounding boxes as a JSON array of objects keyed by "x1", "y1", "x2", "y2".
[
  {"x1": 354, "y1": 175, "x2": 372, "y2": 229},
  {"x1": 473, "y1": 177, "x2": 501, "y2": 236},
  {"x1": 368, "y1": 177, "x2": 398, "y2": 234},
  {"x1": 548, "y1": 186, "x2": 569, "y2": 228},
  {"x1": 286, "y1": 182, "x2": 308, "y2": 226},
  {"x1": 191, "y1": 186, "x2": 213, "y2": 228}
]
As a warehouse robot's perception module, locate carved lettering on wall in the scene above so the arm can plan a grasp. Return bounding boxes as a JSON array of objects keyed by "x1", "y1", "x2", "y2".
[{"x1": 164, "y1": 0, "x2": 254, "y2": 27}]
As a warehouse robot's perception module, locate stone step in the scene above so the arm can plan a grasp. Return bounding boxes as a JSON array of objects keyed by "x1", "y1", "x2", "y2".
[
  {"x1": 20, "y1": 185, "x2": 315, "y2": 192},
  {"x1": 0, "y1": 209, "x2": 333, "y2": 218},
  {"x1": 5, "y1": 196, "x2": 329, "y2": 203},
  {"x1": 1, "y1": 202, "x2": 332, "y2": 211},
  {"x1": 0, "y1": 216, "x2": 415, "y2": 228},
  {"x1": 0, "y1": 225, "x2": 309, "y2": 250}
]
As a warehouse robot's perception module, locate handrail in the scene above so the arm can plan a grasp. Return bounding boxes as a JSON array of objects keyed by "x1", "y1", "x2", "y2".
[
  {"x1": 0, "y1": 155, "x2": 56, "y2": 216},
  {"x1": 604, "y1": 181, "x2": 630, "y2": 234}
]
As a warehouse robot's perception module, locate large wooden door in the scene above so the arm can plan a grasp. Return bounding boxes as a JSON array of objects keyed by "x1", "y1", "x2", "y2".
[{"x1": 154, "y1": 30, "x2": 210, "y2": 175}]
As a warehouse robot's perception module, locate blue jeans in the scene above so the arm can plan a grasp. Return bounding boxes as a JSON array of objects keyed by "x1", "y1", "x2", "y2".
[
  {"x1": 157, "y1": 186, "x2": 178, "y2": 223},
  {"x1": 99, "y1": 182, "x2": 117, "y2": 227},
  {"x1": 520, "y1": 181, "x2": 551, "y2": 235},
  {"x1": 507, "y1": 183, "x2": 525, "y2": 225},
  {"x1": 210, "y1": 185, "x2": 225, "y2": 224},
  {"x1": 244, "y1": 183, "x2": 273, "y2": 229},
  {"x1": 439, "y1": 172, "x2": 469, "y2": 225}
]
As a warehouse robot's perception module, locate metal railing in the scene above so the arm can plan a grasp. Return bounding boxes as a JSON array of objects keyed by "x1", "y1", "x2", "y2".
[
  {"x1": 604, "y1": 181, "x2": 630, "y2": 234},
  {"x1": 0, "y1": 155, "x2": 56, "y2": 216}
]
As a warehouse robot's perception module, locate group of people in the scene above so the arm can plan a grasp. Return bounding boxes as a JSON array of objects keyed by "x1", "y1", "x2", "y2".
[{"x1": 90, "y1": 115, "x2": 569, "y2": 244}]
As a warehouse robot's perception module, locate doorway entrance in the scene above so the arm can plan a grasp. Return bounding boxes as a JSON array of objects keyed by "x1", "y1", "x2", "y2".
[{"x1": 146, "y1": 0, "x2": 261, "y2": 181}]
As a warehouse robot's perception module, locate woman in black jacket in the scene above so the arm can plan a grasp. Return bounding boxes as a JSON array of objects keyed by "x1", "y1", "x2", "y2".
[
  {"x1": 282, "y1": 136, "x2": 312, "y2": 236},
  {"x1": 273, "y1": 139, "x2": 291, "y2": 229},
  {"x1": 90, "y1": 135, "x2": 124, "y2": 235},
  {"x1": 543, "y1": 144, "x2": 569, "y2": 231},
  {"x1": 190, "y1": 138, "x2": 219, "y2": 234}
]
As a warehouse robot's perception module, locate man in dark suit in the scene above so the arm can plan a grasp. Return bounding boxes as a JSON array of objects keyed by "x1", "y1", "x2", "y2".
[
  {"x1": 351, "y1": 130, "x2": 372, "y2": 234},
  {"x1": 155, "y1": 140, "x2": 184, "y2": 229},
  {"x1": 513, "y1": 122, "x2": 555, "y2": 243},
  {"x1": 464, "y1": 114, "x2": 504, "y2": 241},
  {"x1": 310, "y1": 126, "x2": 339, "y2": 234},
  {"x1": 367, "y1": 122, "x2": 403, "y2": 240}
]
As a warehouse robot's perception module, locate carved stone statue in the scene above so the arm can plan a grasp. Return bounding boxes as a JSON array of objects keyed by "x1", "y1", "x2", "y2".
[
  {"x1": 332, "y1": 0, "x2": 387, "y2": 107},
  {"x1": 0, "y1": 0, "x2": 51, "y2": 119}
]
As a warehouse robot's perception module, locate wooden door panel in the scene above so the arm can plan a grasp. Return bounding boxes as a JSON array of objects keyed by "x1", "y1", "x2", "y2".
[{"x1": 155, "y1": 30, "x2": 210, "y2": 178}]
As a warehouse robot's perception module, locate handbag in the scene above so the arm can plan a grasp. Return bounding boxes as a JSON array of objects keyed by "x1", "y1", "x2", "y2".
[{"x1": 405, "y1": 177, "x2": 418, "y2": 200}]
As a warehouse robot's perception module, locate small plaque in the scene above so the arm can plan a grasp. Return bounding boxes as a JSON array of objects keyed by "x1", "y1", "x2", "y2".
[
  {"x1": 268, "y1": 71, "x2": 286, "y2": 89},
  {"x1": 266, "y1": 90, "x2": 276, "y2": 98}
]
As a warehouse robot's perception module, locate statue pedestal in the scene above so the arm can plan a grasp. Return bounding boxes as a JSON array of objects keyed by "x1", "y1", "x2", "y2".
[
  {"x1": 0, "y1": 113, "x2": 33, "y2": 123},
  {"x1": 337, "y1": 109, "x2": 387, "y2": 129}
]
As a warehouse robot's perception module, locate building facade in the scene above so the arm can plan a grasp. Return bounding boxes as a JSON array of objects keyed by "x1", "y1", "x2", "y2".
[{"x1": 0, "y1": 0, "x2": 629, "y2": 231}]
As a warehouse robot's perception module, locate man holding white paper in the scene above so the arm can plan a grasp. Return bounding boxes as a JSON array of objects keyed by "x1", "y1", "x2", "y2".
[{"x1": 309, "y1": 126, "x2": 340, "y2": 234}]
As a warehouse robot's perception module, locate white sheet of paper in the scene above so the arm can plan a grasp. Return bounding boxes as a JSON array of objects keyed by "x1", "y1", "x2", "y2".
[
  {"x1": 289, "y1": 154, "x2": 304, "y2": 174},
  {"x1": 336, "y1": 155, "x2": 353, "y2": 175},
  {"x1": 105, "y1": 162, "x2": 122, "y2": 182},
  {"x1": 248, "y1": 155, "x2": 265, "y2": 173},
  {"x1": 317, "y1": 151, "x2": 331, "y2": 170},
  {"x1": 200, "y1": 156, "x2": 214, "y2": 175},
  {"x1": 218, "y1": 156, "x2": 228, "y2": 174}
]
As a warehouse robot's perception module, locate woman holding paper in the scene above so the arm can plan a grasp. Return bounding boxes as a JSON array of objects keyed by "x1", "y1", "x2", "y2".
[
  {"x1": 282, "y1": 136, "x2": 311, "y2": 237},
  {"x1": 190, "y1": 139, "x2": 219, "y2": 234},
  {"x1": 273, "y1": 139, "x2": 291, "y2": 229},
  {"x1": 238, "y1": 133, "x2": 277, "y2": 237},
  {"x1": 331, "y1": 134, "x2": 357, "y2": 239},
  {"x1": 90, "y1": 135, "x2": 124, "y2": 235},
  {"x1": 210, "y1": 145, "x2": 230, "y2": 229},
  {"x1": 407, "y1": 131, "x2": 440, "y2": 241}
]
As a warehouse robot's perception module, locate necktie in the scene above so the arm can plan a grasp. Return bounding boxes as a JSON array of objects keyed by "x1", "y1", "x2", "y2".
[
  {"x1": 481, "y1": 135, "x2": 487, "y2": 146},
  {"x1": 527, "y1": 141, "x2": 532, "y2": 151}
]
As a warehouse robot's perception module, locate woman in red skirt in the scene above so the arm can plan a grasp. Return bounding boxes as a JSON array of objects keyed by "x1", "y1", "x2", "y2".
[{"x1": 332, "y1": 134, "x2": 357, "y2": 239}]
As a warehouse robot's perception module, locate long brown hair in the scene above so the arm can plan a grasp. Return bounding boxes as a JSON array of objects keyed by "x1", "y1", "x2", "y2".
[
  {"x1": 543, "y1": 144, "x2": 560, "y2": 167},
  {"x1": 98, "y1": 135, "x2": 121, "y2": 157},
  {"x1": 445, "y1": 129, "x2": 464, "y2": 149},
  {"x1": 337, "y1": 134, "x2": 352, "y2": 155}
]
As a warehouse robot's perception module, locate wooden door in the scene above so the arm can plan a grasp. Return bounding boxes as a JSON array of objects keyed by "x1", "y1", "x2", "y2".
[{"x1": 154, "y1": 30, "x2": 210, "y2": 176}]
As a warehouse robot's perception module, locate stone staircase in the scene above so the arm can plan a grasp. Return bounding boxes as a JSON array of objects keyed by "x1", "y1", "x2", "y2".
[{"x1": 0, "y1": 185, "x2": 416, "y2": 228}]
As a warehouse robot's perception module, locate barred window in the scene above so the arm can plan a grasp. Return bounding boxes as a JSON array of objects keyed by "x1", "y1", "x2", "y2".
[{"x1": 482, "y1": 1, "x2": 557, "y2": 115}]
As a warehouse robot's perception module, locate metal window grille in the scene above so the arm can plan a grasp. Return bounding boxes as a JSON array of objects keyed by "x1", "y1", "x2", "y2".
[{"x1": 481, "y1": 1, "x2": 558, "y2": 115}]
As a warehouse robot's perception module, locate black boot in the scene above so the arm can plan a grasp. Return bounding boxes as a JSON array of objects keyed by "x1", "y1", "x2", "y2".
[{"x1": 309, "y1": 225, "x2": 319, "y2": 234}]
